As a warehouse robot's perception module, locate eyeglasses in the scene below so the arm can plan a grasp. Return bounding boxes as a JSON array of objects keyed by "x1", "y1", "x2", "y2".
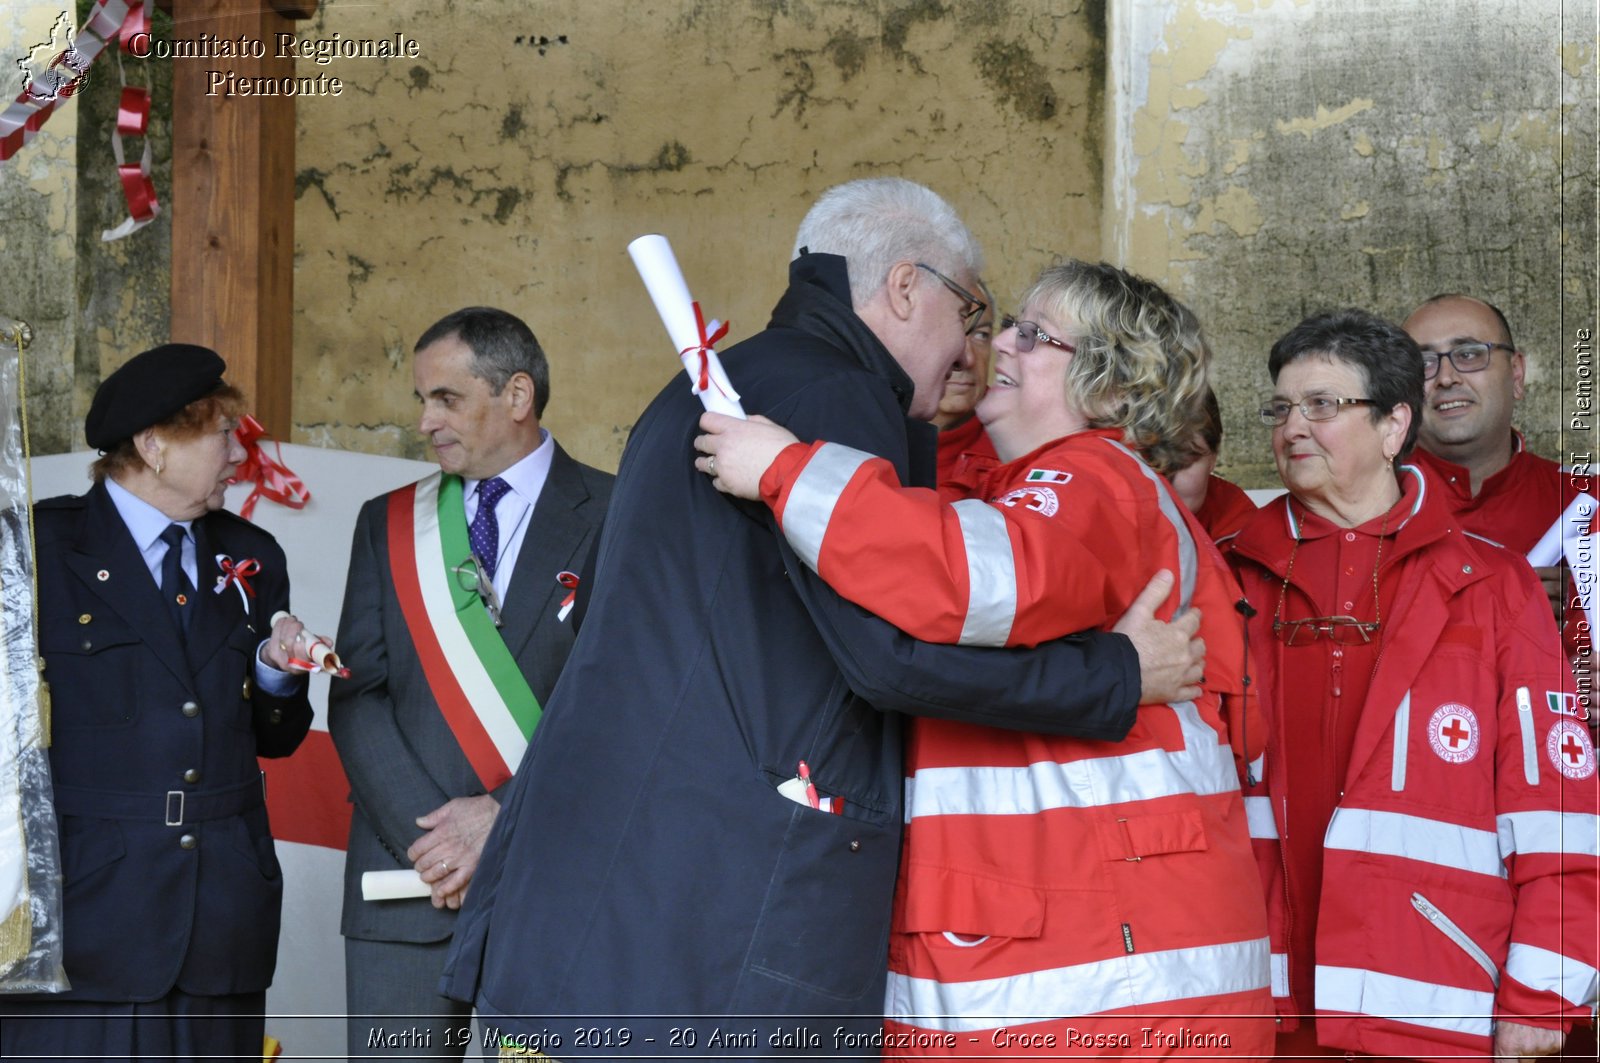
[
  {"x1": 1000, "y1": 315, "x2": 1076, "y2": 354},
  {"x1": 1272, "y1": 615, "x2": 1381, "y2": 646},
  {"x1": 1420, "y1": 341, "x2": 1513, "y2": 380},
  {"x1": 1272, "y1": 513, "x2": 1387, "y2": 647},
  {"x1": 915, "y1": 263, "x2": 988, "y2": 335},
  {"x1": 1258, "y1": 396, "x2": 1377, "y2": 426},
  {"x1": 453, "y1": 555, "x2": 503, "y2": 627}
]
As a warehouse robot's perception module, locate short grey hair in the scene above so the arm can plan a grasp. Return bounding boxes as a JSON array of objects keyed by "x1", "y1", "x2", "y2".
[
  {"x1": 792, "y1": 177, "x2": 982, "y2": 307},
  {"x1": 415, "y1": 306, "x2": 551, "y2": 418}
]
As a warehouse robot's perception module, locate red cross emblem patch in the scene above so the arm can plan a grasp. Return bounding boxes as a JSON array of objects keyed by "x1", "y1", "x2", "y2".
[
  {"x1": 994, "y1": 485, "x2": 1059, "y2": 517},
  {"x1": 1427, "y1": 703, "x2": 1480, "y2": 764},
  {"x1": 1547, "y1": 719, "x2": 1596, "y2": 780}
]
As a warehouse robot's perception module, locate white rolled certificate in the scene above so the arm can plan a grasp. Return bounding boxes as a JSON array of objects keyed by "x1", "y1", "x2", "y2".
[
  {"x1": 1527, "y1": 492, "x2": 1598, "y2": 636},
  {"x1": 361, "y1": 869, "x2": 432, "y2": 901},
  {"x1": 626, "y1": 234, "x2": 745, "y2": 418}
]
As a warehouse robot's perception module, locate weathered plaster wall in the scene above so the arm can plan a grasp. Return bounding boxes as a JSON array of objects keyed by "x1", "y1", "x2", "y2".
[
  {"x1": 291, "y1": 0, "x2": 1104, "y2": 467},
  {"x1": 1, "y1": 4, "x2": 81, "y2": 456},
  {"x1": 1109, "y1": 0, "x2": 1598, "y2": 486}
]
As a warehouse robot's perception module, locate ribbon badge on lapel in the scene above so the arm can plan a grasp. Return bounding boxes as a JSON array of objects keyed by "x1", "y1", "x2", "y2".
[
  {"x1": 556, "y1": 570, "x2": 580, "y2": 622},
  {"x1": 215, "y1": 554, "x2": 261, "y2": 613}
]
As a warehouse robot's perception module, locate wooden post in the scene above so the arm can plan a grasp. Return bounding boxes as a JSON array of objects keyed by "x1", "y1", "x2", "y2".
[{"x1": 165, "y1": 0, "x2": 317, "y2": 438}]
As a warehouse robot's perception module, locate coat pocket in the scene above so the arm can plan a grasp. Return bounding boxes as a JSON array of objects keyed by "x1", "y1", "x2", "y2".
[
  {"x1": 39, "y1": 614, "x2": 144, "y2": 728},
  {"x1": 1412, "y1": 891, "x2": 1500, "y2": 987},
  {"x1": 894, "y1": 863, "x2": 1047, "y2": 947}
]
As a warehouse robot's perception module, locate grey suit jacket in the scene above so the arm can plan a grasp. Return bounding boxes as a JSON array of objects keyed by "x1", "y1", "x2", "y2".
[{"x1": 328, "y1": 442, "x2": 612, "y2": 943}]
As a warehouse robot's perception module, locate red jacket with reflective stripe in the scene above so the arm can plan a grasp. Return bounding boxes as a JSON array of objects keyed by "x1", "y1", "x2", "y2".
[
  {"x1": 763, "y1": 429, "x2": 1273, "y2": 1056},
  {"x1": 1227, "y1": 465, "x2": 1599, "y2": 1061}
]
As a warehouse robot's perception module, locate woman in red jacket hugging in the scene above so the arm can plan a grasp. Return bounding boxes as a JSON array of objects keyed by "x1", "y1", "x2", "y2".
[
  {"x1": 1226, "y1": 308, "x2": 1596, "y2": 1061},
  {"x1": 695, "y1": 261, "x2": 1273, "y2": 1059}
]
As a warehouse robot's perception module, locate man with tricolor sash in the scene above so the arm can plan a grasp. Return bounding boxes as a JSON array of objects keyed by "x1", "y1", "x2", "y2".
[{"x1": 328, "y1": 307, "x2": 612, "y2": 1059}]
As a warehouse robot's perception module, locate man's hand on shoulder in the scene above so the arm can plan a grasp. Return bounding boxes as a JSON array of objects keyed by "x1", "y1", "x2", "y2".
[
  {"x1": 1113, "y1": 570, "x2": 1205, "y2": 706},
  {"x1": 407, "y1": 794, "x2": 500, "y2": 910}
]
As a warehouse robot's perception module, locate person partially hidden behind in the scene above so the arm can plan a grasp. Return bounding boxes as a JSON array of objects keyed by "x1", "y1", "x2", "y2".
[
  {"x1": 1170, "y1": 386, "x2": 1258, "y2": 543},
  {"x1": 0, "y1": 344, "x2": 314, "y2": 1061},
  {"x1": 932, "y1": 277, "x2": 997, "y2": 490},
  {"x1": 328, "y1": 306, "x2": 612, "y2": 1059}
]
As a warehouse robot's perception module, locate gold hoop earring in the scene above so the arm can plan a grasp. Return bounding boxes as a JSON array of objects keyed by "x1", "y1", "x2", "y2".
[{"x1": 155, "y1": 462, "x2": 163, "y2": 476}]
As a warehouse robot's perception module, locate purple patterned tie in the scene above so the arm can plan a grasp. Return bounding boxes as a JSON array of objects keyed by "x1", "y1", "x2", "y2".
[{"x1": 469, "y1": 476, "x2": 512, "y2": 580}]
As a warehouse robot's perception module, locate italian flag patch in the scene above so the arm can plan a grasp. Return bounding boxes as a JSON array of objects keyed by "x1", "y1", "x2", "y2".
[{"x1": 1026, "y1": 468, "x2": 1072, "y2": 484}]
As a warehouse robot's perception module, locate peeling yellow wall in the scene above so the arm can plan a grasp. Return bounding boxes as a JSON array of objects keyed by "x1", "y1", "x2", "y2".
[
  {"x1": 1109, "y1": 0, "x2": 1598, "y2": 486},
  {"x1": 291, "y1": 0, "x2": 1104, "y2": 468}
]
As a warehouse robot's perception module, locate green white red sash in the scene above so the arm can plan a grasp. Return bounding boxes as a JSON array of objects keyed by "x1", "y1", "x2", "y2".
[{"x1": 387, "y1": 473, "x2": 539, "y2": 790}]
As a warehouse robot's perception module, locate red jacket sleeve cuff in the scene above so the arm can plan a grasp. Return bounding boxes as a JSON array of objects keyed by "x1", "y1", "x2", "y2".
[{"x1": 760, "y1": 440, "x2": 824, "y2": 519}]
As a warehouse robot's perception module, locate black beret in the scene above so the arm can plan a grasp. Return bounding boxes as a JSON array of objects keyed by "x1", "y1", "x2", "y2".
[{"x1": 85, "y1": 343, "x2": 228, "y2": 450}]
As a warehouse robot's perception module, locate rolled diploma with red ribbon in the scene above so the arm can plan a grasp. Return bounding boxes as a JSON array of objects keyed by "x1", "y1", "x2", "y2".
[
  {"x1": 626, "y1": 234, "x2": 745, "y2": 418},
  {"x1": 268, "y1": 610, "x2": 349, "y2": 677}
]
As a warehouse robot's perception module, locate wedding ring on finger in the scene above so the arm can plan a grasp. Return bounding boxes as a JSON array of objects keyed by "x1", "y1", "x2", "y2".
[{"x1": 707, "y1": 454, "x2": 716, "y2": 476}]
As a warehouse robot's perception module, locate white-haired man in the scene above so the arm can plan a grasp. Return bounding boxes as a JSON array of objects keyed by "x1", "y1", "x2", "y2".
[{"x1": 442, "y1": 178, "x2": 1203, "y2": 1054}]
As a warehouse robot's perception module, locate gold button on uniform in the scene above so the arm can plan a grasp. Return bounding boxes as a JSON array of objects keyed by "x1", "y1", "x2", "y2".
[
  {"x1": 182, "y1": 768, "x2": 200, "y2": 784},
  {"x1": 78, "y1": 614, "x2": 91, "y2": 625},
  {"x1": 181, "y1": 701, "x2": 200, "y2": 718},
  {"x1": 179, "y1": 834, "x2": 197, "y2": 850},
  {"x1": 241, "y1": 676, "x2": 253, "y2": 699}
]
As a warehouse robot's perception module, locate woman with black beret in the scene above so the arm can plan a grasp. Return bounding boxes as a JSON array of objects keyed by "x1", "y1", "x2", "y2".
[{"x1": 0, "y1": 344, "x2": 315, "y2": 1061}]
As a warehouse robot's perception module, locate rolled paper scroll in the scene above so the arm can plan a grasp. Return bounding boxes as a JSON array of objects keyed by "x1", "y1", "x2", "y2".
[
  {"x1": 361, "y1": 869, "x2": 432, "y2": 901},
  {"x1": 626, "y1": 234, "x2": 745, "y2": 417},
  {"x1": 268, "y1": 611, "x2": 350, "y2": 678},
  {"x1": 1527, "y1": 493, "x2": 1598, "y2": 636}
]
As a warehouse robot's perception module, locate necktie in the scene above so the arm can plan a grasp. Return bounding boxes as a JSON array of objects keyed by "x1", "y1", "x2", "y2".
[
  {"x1": 159, "y1": 523, "x2": 194, "y2": 638},
  {"x1": 469, "y1": 476, "x2": 512, "y2": 581}
]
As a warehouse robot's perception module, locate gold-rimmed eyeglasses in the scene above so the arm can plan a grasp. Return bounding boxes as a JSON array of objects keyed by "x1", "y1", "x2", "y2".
[
  {"x1": 1259, "y1": 396, "x2": 1377, "y2": 426},
  {"x1": 1272, "y1": 615, "x2": 1381, "y2": 646}
]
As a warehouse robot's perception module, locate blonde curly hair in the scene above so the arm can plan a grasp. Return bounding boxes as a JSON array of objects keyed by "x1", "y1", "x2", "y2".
[{"x1": 1020, "y1": 261, "x2": 1211, "y2": 476}]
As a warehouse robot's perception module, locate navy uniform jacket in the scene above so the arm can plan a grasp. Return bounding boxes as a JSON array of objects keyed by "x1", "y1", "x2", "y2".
[
  {"x1": 442, "y1": 254, "x2": 1140, "y2": 1049},
  {"x1": 26, "y1": 481, "x2": 311, "y2": 1001}
]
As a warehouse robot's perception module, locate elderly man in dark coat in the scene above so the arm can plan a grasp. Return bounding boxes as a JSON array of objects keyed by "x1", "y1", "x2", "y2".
[{"x1": 442, "y1": 178, "x2": 1202, "y2": 1054}]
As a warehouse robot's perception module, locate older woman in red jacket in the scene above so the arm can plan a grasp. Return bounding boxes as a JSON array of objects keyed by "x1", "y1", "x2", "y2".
[{"x1": 1227, "y1": 308, "x2": 1596, "y2": 1061}]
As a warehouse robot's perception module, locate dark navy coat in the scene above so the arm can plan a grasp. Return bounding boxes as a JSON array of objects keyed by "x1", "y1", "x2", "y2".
[
  {"x1": 24, "y1": 481, "x2": 311, "y2": 1001},
  {"x1": 443, "y1": 255, "x2": 1139, "y2": 1051}
]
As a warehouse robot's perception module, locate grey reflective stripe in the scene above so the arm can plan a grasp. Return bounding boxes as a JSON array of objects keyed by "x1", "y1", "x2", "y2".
[
  {"x1": 950, "y1": 499, "x2": 1017, "y2": 646},
  {"x1": 781, "y1": 442, "x2": 874, "y2": 571},
  {"x1": 1497, "y1": 810, "x2": 1600, "y2": 858},
  {"x1": 1324, "y1": 807, "x2": 1504, "y2": 879},
  {"x1": 886, "y1": 937, "x2": 1270, "y2": 1032},
  {"x1": 1412, "y1": 892, "x2": 1499, "y2": 987},
  {"x1": 1245, "y1": 795, "x2": 1279, "y2": 839},
  {"x1": 904, "y1": 702, "x2": 1238, "y2": 821},
  {"x1": 1105, "y1": 438, "x2": 1197, "y2": 610},
  {"x1": 1315, "y1": 965, "x2": 1493, "y2": 1038},
  {"x1": 1391, "y1": 692, "x2": 1410, "y2": 792},
  {"x1": 1506, "y1": 943, "x2": 1600, "y2": 1008},
  {"x1": 1516, "y1": 687, "x2": 1540, "y2": 786}
]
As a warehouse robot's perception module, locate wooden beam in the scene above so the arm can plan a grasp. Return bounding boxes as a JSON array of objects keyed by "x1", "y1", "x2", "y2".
[{"x1": 166, "y1": 0, "x2": 316, "y2": 438}]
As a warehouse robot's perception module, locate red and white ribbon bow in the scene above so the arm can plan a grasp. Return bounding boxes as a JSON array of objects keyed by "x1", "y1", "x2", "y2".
[{"x1": 230, "y1": 414, "x2": 312, "y2": 520}]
